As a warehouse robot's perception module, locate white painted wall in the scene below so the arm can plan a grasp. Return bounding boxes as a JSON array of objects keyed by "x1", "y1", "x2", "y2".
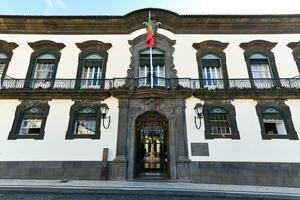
[
  {"x1": 1, "y1": 30, "x2": 300, "y2": 80},
  {"x1": 0, "y1": 30, "x2": 300, "y2": 162},
  {"x1": 186, "y1": 98, "x2": 300, "y2": 163},
  {"x1": 0, "y1": 97, "x2": 118, "y2": 161}
]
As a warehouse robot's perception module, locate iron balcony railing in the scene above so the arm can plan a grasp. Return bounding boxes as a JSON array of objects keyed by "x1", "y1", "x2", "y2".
[{"x1": 0, "y1": 77, "x2": 300, "y2": 90}]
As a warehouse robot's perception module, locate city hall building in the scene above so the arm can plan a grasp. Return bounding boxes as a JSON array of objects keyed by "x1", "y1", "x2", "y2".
[{"x1": 0, "y1": 8, "x2": 300, "y2": 186}]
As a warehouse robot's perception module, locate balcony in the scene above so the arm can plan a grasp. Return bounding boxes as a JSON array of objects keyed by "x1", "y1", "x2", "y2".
[{"x1": 0, "y1": 77, "x2": 299, "y2": 99}]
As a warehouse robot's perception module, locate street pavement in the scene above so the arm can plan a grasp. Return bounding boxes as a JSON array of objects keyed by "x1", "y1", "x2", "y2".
[{"x1": 0, "y1": 179, "x2": 299, "y2": 199}]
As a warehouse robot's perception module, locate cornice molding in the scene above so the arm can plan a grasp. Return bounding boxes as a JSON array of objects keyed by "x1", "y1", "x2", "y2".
[
  {"x1": 0, "y1": 40, "x2": 18, "y2": 50},
  {"x1": 193, "y1": 40, "x2": 229, "y2": 51},
  {"x1": 1, "y1": 9, "x2": 300, "y2": 34},
  {"x1": 287, "y1": 41, "x2": 300, "y2": 50},
  {"x1": 76, "y1": 40, "x2": 112, "y2": 51},
  {"x1": 28, "y1": 40, "x2": 65, "y2": 51},
  {"x1": 239, "y1": 40, "x2": 277, "y2": 51}
]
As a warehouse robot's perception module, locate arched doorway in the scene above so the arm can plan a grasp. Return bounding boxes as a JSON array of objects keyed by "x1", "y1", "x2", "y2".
[{"x1": 135, "y1": 111, "x2": 169, "y2": 178}]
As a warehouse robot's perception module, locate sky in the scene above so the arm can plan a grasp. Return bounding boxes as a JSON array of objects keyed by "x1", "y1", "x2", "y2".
[{"x1": 0, "y1": 0, "x2": 299, "y2": 15}]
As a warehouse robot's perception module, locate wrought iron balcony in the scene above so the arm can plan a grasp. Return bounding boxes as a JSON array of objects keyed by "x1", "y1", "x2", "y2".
[{"x1": 0, "y1": 77, "x2": 300, "y2": 90}]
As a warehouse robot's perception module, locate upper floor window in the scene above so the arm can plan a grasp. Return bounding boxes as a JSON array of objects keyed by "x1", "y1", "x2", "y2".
[
  {"x1": 75, "y1": 40, "x2": 112, "y2": 90},
  {"x1": 249, "y1": 53, "x2": 272, "y2": 79},
  {"x1": 201, "y1": 53, "x2": 223, "y2": 88},
  {"x1": 0, "y1": 53, "x2": 7, "y2": 76},
  {"x1": 139, "y1": 48, "x2": 165, "y2": 86},
  {"x1": 0, "y1": 40, "x2": 18, "y2": 79},
  {"x1": 30, "y1": 54, "x2": 56, "y2": 88},
  {"x1": 202, "y1": 101, "x2": 240, "y2": 139},
  {"x1": 255, "y1": 100, "x2": 298, "y2": 140},
  {"x1": 240, "y1": 40, "x2": 279, "y2": 88},
  {"x1": 8, "y1": 101, "x2": 50, "y2": 140},
  {"x1": 25, "y1": 40, "x2": 65, "y2": 89},
  {"x1": 193, "y1": 40, "x2": 229, "y2": 89},
  {"x1": 81, "y1": 53, "x2": 103, "y2": 89}
]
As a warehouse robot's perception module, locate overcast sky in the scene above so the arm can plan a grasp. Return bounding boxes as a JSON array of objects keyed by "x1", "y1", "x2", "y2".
[{"x1": 0, "y1": 0, "x2": 299, "y2": 15}]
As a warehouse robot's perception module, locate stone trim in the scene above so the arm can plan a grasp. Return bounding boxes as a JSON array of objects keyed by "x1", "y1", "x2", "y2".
[
  {"x1": 65, "y1": 101, "x2": 102, "y2": 139},
  {"x1": 112, "y1": 98, "x2": 190, "y2": 181},
  {"x1": 75, "y1": 40, "x2": 112, "y2": 89},
  {"x1": 255, "y1": 100, "x2": 298, "y2": 140},
  {"x1": 193, "y1": 40, "x2": 229, "y2": 88},
  {"x1": 127, "y1": 33, "x2": 177, "y2": 79},
  {"x1": 1, "y1": 8, "x2": 300, "y2": 34},
  {"x1": 287, "y1": 41, "x2": 300, "y2": 74},
  {"x1": 202, "y1": 100, "x2": 240, "y2": 139},
  {"x1": 240, "y1": 40, "x2": 279, "y2": 87},
  {"x1": 8, "y1": 100, "x2": 50, "y2": 140},
  {"x1": 0, "y1": 40, "x2": 18, "y2": 79},
  {"x1": 24, "y1": 40, "x2": 65, "y2": 88}
]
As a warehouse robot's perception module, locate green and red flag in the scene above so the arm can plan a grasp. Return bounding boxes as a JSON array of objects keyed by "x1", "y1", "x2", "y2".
[{"x1": 146, "y1": 12, "x2": 154, "y2": 48}]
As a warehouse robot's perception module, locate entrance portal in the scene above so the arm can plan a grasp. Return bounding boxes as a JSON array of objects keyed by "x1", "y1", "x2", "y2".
[{"x1": 135, "y1": 111, "x2": 168, "y2": 178}]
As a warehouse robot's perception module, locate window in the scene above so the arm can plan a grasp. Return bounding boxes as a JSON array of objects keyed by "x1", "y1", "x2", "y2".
[
  {"x1": 249, "y1": 53, "x2": 272, "y2": 79},
  {"x1": 30, "y1": 54, "x2": 56, "y2": 88},
  {"x1": 75, "y1": 40, "x2": 111, "y2": 90},
  {"x1": 80, "y1": 53, "x2": 103, "y2": 89},
  {"x1": 66, "y1": 102, "x2": 102, "y2": 139},
  {"x1": 201, "y1": 54, "x2": 223, "y2": 89},
  {"x1": 255, "y1": 101, "x2": 298, "y2": 140},
  {"x1": 139, "y1": 48, "x2": 165, "y2": 87},
  {"x1": 262, "y1": 108, "x2": 287, "y2": 135},
  {"x1": 240, "y1": 40, "x2": 279, "y2": 88},
  {"x1": 8, "y1": 101, "x2": 50, "y2": 140},
  {"x1": 74, "y1": 108, "x2": 97, "y2": 135},
  {"x1": 19, "y1": 108, "x2": 43, "y2": 135},
  {"x1": 0, "y1": 53, "x2": 7, "y2": 76},
  {"x1": 202, "y1": 102, "x2": 240, "y2": 139},
  {"x1": 207, "y1": 107, "x2": 231, "y2": 135},
  {"x1": 193, "y1": 41, "x2": 230, "y2": 89}
]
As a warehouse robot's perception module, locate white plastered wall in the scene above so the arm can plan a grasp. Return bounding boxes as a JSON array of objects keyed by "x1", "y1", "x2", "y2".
[
  {"x1": 0, "y1": 30, "x2": 299, "y2": 162},
  {"x1": 186, "y1": 98, "x2": 300, "y2": 162}
]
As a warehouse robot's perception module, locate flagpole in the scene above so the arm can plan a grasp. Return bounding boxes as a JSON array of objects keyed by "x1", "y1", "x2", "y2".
[
  {"x1": 149, "y1": 11, "x2": 154, "y2": 88},
  {"x1": 150, "y1": 46, "x2": 153, "y2": 88}
]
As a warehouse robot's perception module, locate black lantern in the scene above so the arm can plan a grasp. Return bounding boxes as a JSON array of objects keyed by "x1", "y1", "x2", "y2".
[
  {"x1": 100, "y1": 103, "x2": 110, "y2": 129},
  {"x1": 194, "y1": 103, "x2": 203, "y2": 129}
]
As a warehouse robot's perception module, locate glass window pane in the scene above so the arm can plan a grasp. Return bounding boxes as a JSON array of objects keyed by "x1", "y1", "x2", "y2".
[
  {"x1": 74, "y1": 120, "x2": 96, "y2": 135},
  {"x1": 19, "y1": 119, "x2": 42, "y2": 135}
]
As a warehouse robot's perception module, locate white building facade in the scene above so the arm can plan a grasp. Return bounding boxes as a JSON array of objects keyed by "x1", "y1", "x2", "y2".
[{"x1": 0, "y1": 9, "x2": 300, "y2": 186}]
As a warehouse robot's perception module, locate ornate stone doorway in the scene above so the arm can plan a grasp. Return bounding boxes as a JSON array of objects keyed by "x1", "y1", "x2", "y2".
[{"x1": 135, "y1": 111, "x2": 169, "y2": 178}]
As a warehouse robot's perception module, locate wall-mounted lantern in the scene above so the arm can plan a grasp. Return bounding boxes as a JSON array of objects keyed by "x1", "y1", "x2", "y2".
[
  {"x1": 100, "y1": 103, "x2": 111, "y2": 129},
  {"x1": 194, "y1": 103, "x2": 203, "y2": 129}
]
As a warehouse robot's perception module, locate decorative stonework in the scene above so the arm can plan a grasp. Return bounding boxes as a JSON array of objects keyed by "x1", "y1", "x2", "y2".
[
  {"x1": 0, "y1": 40, "x2": 18, "y2": 79},
  {"x1": 75, "y1": 40, "x2": 112, "y2": 89},
  {"x1": 111, "y1": 98, "x2": 191, "y2": 181},
  {"x1": 239, "y1": 40, "x2": 279, "y2": 87},
  {"x1": 8, "y1": 100, "x2": 50, "y2": 140},
  {"x1": 287, "y1": 41, "x2": 300, "y2": 73},
  {"x1": 25, "y1": 40, "x2": 65, "y2": 88},
  {"x1": 1, "y1": 9, "x2": 300, "y2": 34},
  {"x1": 255, "y1": 99, "x2": 298, "y2": 140},
  {"x1": 193, "y1": 40, "x2": 230, "y2": 88},
  {"x1": 127, "y1": 33, "x2": 177, "y2": 79}
]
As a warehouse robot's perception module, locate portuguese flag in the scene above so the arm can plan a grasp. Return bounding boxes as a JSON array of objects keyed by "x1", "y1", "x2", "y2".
[{"x1": 146, "y1": 12, "x2": 154, "y2": 48}]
